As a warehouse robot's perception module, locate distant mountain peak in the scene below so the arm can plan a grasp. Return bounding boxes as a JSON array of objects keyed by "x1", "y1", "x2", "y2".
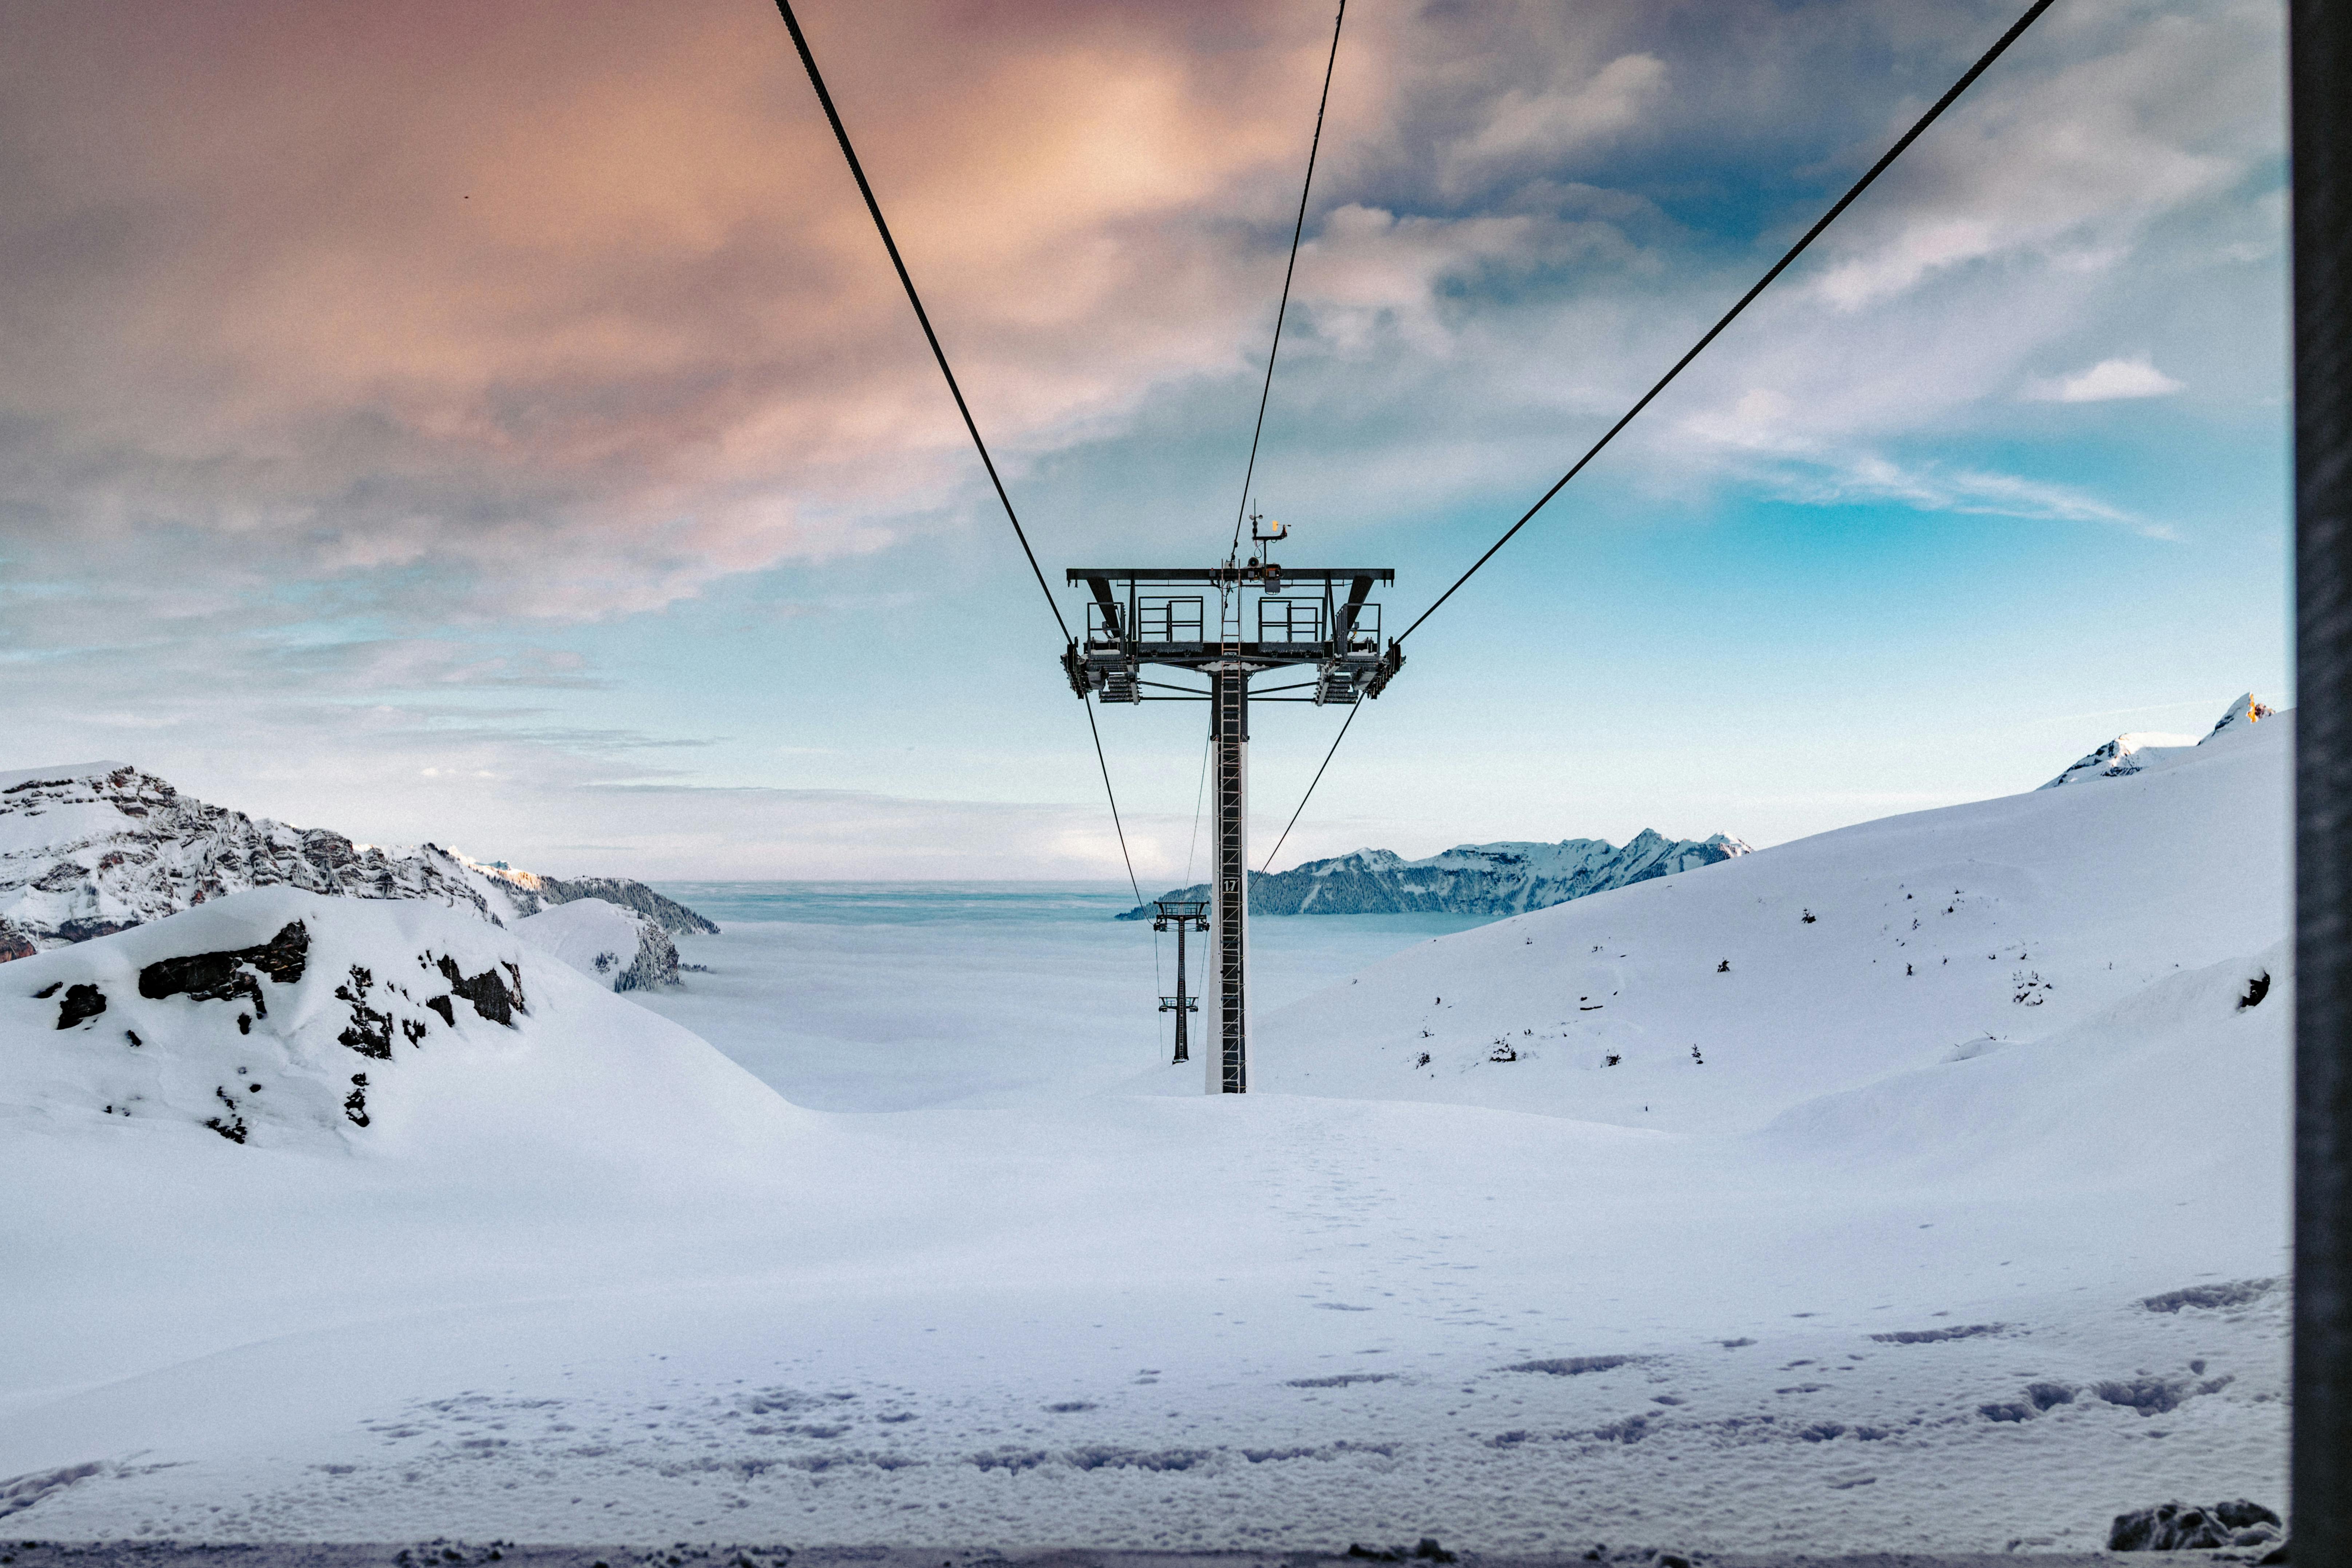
[
  {"x1": 2205, "y1": 693, "x2": 2276, "y2": 741},
  {"x1": 1119, "y1": 831, "x2": 1751, "y2": 920},
  {"x1": 0, "y1": 762, "x2": 714, "y2": 989},
  {"x1": 2040, "y1": 693, "x2": 2278, "y2": 791}
]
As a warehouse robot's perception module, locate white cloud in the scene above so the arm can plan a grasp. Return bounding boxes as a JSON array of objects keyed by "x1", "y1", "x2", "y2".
[
  {"x1": 1442, "y1": 52, "x2": 1668, "y2": 193},
  {"x1": 2025, "y1": 355, "x2": 2186, "y2": 403}
]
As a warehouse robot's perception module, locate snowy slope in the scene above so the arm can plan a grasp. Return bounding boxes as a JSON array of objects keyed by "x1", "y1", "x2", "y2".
[
  {"x1": 0, "y1": 698, "x2": 2293, "y2": 1554},
  {"x1": 1256, "y1": 697, "x2": 2287, "y2": 1130},
  {"x1": 513, "y1": 897, "x2": 682, "y2": 991},
  {"x1": 1123, "y1": 830, "x2": 1751, "y2": 918}
]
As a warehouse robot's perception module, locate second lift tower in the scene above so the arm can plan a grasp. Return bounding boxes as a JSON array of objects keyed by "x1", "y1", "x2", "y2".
[{"x1": 1063, "y1": 542, "x2": 1403, "y2": 1094}]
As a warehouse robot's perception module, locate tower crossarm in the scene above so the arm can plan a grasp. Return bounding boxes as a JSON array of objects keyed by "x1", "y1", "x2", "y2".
[{"x1": 1061, "y1": 567, "x2": 1398, "y2": 700}]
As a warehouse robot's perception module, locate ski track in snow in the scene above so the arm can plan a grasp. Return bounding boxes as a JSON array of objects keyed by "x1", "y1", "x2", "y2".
[{"x1": 0, "y1": 706, "x2": 2293, "y2": 1552}]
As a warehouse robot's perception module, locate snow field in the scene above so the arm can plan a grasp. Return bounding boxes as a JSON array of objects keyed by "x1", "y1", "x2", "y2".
[{"x1": 0, "y1": 707, "x2": 2294, "y2": 1551}]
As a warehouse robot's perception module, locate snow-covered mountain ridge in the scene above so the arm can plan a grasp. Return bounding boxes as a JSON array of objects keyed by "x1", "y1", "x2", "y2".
[
  {"x1": 0, "y1": 762, "x2": 712, "y2": 990},
  {"x1": 1256, "y1": 692, "x2": 2291, "y2": 1132},
  {"x1": 456, "y1": 855, "x2": 717, "y2": 937},
  {"x1": 2039, "y1": 691, "x2": 2273, "y2": 788},
  {"x1": 1120, "y1": 829, "x2": 1751, "y2": 919}
]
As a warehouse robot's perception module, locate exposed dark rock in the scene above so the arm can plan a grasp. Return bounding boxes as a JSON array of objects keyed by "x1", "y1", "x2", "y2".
[
  {"x1": 2240, "y1": 970, "x2": 2272, "y2": 1009},
  {"x1": 2093, "y1": 1375, "x2": 2190, "y2": 1415},
  {"x1": 434, "y1": 954, "x2": 524, "y2": 1026},
  {"x1": 32, "y1": 981, "x2": 61, "y2": 999},
  {"x1": 344, "y1": 1073, "x2": 370, "y2": 1127},
  {"x1": 205, "y1": 1086, "x2": 249, "y2": 1144},
  {"x1": 0, "y1": 919, "x2": 36, "y2": 963},
  {"x1": 2110, "y1": 1499, "x2": 2282, "y2": 1551},
  {"x1": 1502, "y1": 1355, "x2": 1640, "y2": 1376},
  {"x1": 335, "y1": 965, "x2": 394, "y2": 1058},
  {"x1": 1870, "y1": 1322, "x2": 2005, "y2": 1344},
  {"x1": 137, "y1": 921, "x2": 309, "y2": 1016},
  {"x1": 55, "y1": 983, "x2": 107, "y2": 1029},
  {"x1": 55, "y1": 918, "x2": 140, "y2": 944}
]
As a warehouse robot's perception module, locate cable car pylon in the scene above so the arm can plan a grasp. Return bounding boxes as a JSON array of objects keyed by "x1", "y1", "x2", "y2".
[
  {"x1": 1153, "y1": 898, "x2": 1209, "y2": 1064},
  {"x1": 1066, "y1": 521, "x2": 1403, "y2": 1093}
]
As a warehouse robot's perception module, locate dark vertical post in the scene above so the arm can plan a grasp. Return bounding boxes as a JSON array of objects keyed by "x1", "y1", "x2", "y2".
[
  {"x1": 2296, "y1": 1, "x2": 2352, "y2": 1552},
  {"x1": 1172, "y1": 916, "x2": 1190, "y2": 1064},
  {"x1": 1211, "y1": 667, "x2": 1250, "y2": 1093}
]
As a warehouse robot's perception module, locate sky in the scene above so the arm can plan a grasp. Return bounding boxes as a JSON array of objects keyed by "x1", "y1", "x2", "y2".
[{"x1": 0, "y1": 0, "x2": 2290, "y2": 883}]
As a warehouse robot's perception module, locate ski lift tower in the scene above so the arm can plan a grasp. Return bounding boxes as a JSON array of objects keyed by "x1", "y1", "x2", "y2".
[
  {"x1": 1064, "y1": 520, "x2": 1403, "y2": 1094},
  {"x1": 1153, "y1": 898, "x2": 1208, "y2": 1064}
]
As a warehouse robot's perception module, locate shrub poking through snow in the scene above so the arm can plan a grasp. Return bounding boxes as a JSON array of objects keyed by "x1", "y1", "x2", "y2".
[
  {"x1": 2141, "y1": 1278, "x2": 2279, "y2": 1313},
  {"x1": 1502, "y1": 1355, "x2": 1640, "y2": 1376},
  {"x1": 1869, "y1": 1323, "x2": 2005, "y2": 1344},
  {"x1": 2109, "y1": 1499, "x2": 2281, "y2": 1551}
]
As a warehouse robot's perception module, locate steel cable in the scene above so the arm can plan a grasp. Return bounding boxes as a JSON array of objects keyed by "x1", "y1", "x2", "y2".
[
  {"x1": 1261, "y1": 697, "x2": 1363, "y2": 874},
  {"x1": 776, "y1": 0, "x2": 1151, "y2": 899},
  {"x1": 773, "y1": 0, "x2": 1071, "y2": 644},
  {"x1": 1395, "y1": 0, "x2": 2057, "y2": 644},
  {"x1": 1228, "y1": 0, "x2": 1349, "y2": 562}
]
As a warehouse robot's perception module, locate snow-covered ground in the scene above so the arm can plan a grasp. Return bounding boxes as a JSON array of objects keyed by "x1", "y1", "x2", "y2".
[{"x1": 0, "y1": 706, "x2": 2291, "y2": 1553}]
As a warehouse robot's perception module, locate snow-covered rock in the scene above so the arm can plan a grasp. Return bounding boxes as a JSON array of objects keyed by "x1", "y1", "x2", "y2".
[
  {"x1": 0, "y1": 764, "x2": 716, "y2": 976},
  {"x1": 1121, "y1": 829, "x2": 1751, "y2": 918},
  {"x1": 453, "y1": 854, "x2": 718, "y2": 937},
  {"x1": 0, "y1": 886, "x2": 788, "y2": 1157},
  {"x1": 513, "y1": 897, "x2": 681, "y2": 991},
  {"x1": 2038, "y1": 692, "x2": 2273, "y2": 789},
  {"x1": 0, "y1": 763, "x2": 493, "y2": 953}
]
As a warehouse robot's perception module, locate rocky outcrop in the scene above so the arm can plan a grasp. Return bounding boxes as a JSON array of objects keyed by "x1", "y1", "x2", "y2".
[
  {"x1": 1, "y1": 763, "x2": 494, "y2": 956},
  {"x1": 0, "y1": 762, "x2": 717, "y2": 968},
  {"x1": 457, "y1": 857, "x2": 717, "y2": 936},
  {"x1": 1120, "y1": 830, "x2": 1751, "y2": 920}
]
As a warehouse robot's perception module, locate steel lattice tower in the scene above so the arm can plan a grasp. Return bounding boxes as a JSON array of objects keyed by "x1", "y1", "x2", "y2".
[{"x1": 1064, "y1": 553, "x2": 1402, "y2": 1093}]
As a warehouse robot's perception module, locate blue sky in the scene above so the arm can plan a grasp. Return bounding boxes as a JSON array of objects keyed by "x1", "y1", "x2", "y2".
[{"x1": 0, "y1": 0, "x2": 2289, "y2": 880}]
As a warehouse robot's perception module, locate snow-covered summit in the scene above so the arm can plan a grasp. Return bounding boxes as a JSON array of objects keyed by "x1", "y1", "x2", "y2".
[
  {"x1": 0, "y1": 762, "x2": 715, "y2": 992},
  {"x1": 0, "y1": 762, "x2": 493, "y2": 956},
  {"x1": 1120, "y1": 828, "x2": 1751, "y2": 918},
  {"x1": 2038, "y1": 692, "x2": 2274, "y2": 789}
]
